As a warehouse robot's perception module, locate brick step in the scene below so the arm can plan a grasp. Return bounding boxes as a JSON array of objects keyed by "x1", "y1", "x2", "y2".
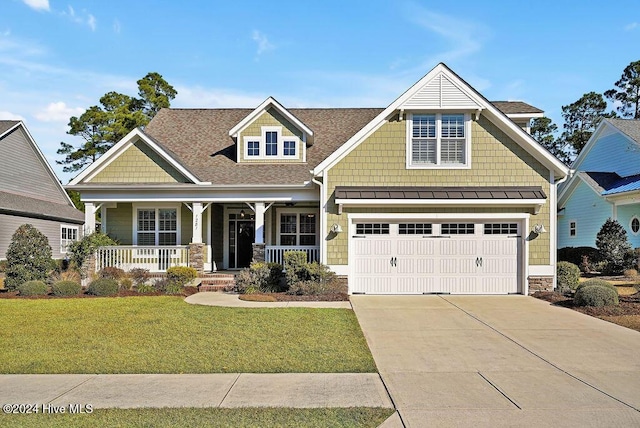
[
  {"x1": 198, "y1": 272, "x2": 236, "y2": 292},
  {"x1": 198, "y1": 283, "x2": 235, "y2": 292}
]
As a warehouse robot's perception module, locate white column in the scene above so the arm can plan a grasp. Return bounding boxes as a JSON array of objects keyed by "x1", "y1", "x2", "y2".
[
  {"x1": 84, "y1": 202, "x2": 96, "y2": 235},
  {"x1": 254, "y1": 202, "x2": 265, "y2": 244},
  {"x1": 191, "y1": 202, "x2": 203, "y2": 244}
]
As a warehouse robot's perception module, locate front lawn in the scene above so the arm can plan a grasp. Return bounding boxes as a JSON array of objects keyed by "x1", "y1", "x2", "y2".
[
  {"x1": 0, "y1": 408, "x2": 394, "y2": 428},
  {"x1": 0, "y1": 297, "x2": 376, "y2": 374}
]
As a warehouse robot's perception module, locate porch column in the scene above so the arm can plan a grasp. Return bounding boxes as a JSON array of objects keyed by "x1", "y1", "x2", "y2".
[
  {"x1": 84, "y1": 202, "x2": 96, "y2": 235},
  {"x1": 254, "y1": 202, "x2": 265, "y2": 244},
  {"x1": 191, "y1": 202, "x2": 204, "y2": 244}
]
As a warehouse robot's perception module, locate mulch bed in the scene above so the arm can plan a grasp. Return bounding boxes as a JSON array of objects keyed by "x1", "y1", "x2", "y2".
[
  {"x1": 532, "y1": 291, "x2": 640, "y2": 317},
  {"x1": 0, "y1": 286, "x2": 200, "y2": 299},
  {"x1": 240, "y1": 292, "x2": 349, "y2": 302}
]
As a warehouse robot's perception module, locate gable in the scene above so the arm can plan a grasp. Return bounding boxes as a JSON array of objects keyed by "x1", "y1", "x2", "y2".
[
  {"x1": 88, "y1": 140, "x2": 191, "y2": 183},
  {"x1": 401, "y1": 71, "x2": 483, "y2": 110},
  {"x1": 0, "y1": 125, "x2": 69, "y2": 204},
  {"x1": 576, "y1": 122, "x2": 640, "y2": 177}
]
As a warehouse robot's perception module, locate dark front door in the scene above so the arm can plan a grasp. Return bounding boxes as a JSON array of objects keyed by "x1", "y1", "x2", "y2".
[{"x1": 236, "y1": 221, "x2": 255, "y2": 268}]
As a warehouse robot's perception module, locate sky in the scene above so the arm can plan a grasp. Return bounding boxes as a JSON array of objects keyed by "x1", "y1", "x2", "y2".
[{"x1": 1, "y1": 0, "x2": 640, "y2": 184}]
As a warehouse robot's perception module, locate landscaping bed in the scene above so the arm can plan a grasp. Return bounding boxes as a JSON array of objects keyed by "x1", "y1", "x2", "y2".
[
  {"x1": 0, "y1": 286, "x2": 200, "y2": 299},
  {"x1": 239, "y1": 292, "x2": 349, "y2": 302}
]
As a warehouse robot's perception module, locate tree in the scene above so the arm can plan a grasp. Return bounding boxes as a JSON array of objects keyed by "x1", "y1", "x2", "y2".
[
  {"x1": 5, "y1": 224, "x2": 54, "y2": 290},
  {"x1": 604, "y1": 60, "x2": 640, "y2": 119},
  {"x1": 530, "y1": 116, "x2": 572, "y2": 164},
  {"x1": 558, "y1": 92, "x2": 616, "y2": 155},
  {"x1": 57, "y1": 72, "x2": 176, "y2": 173},
  {"x1": 595, "y1": 218, "x2": 634, "y2": 275}
]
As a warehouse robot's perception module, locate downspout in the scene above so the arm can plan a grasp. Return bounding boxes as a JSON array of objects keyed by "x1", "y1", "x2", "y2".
[
  {"x1": 553, "y1": 173, "x2": 570, "y2": 291},
  {"x1": 311, "y1": 175, "x2": 325, "y2": 264}
]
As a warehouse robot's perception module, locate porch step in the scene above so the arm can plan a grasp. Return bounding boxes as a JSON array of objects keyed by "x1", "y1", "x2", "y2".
[{"x1": 198, "y1": 273, "x2": 236, "y2": 292}]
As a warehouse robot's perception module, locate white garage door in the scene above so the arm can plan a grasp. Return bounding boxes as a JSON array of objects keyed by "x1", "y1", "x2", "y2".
[{"x1": 351, "y1": 222, "x2": 520, "y2": 295}]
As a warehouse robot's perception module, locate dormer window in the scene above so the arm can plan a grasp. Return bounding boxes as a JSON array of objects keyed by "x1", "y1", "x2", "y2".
[
  {"x1": 407, "y1": 113, "x2": 470, "y2": 169},
  {"x1": 243, "y1": 126, "x2": 300, "y2": 160}
]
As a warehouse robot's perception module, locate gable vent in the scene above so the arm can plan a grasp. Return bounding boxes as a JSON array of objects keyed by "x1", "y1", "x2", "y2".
[{"x1": 402, "y1": 73, "x2": 483, "y2": 110}]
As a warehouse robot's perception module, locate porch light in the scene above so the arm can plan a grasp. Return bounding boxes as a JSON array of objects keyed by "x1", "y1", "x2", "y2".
[
  {"x1": 533, "y1": 224, "x2": 546, "y2": 234},
  {"x1": 240, "y1": 209, "x2": 245, "y2": 218},
  {"x1": 330, "y1": 223, "x2": 343, "y2": 233}
]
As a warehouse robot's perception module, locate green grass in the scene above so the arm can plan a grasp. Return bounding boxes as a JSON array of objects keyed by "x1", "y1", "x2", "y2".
[
  {"x1": 0, "y1": 407, "x2": 395, "y2": 428},
  {"x1": 0, "y1": 297, "x2": 376, "y2": 373}
]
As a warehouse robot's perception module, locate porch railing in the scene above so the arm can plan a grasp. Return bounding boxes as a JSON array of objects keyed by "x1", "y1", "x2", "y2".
[
  {"x1": 95, "y1": 246, "x2": 189, "y2": 273},
  {"x1": 265, "y1": 245, "x2": 320, "y2": 265}
]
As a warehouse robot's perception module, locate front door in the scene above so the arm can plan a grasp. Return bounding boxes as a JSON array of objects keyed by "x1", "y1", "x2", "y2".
[{"x1": 228, "y1": 215, "x2": 255, "y2": 269}]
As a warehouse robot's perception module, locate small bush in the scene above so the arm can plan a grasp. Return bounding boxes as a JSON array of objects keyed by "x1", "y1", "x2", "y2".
[
  {"x1": 129, "y1": 268, "x2": 151, "y2": 286},
  {"x1": 136, "y1": 282, "x2": 156, "y2": 294},
  {"x1": 50, "y1": 269, "x2": 82, "y2": 284},
  {"x1": 623, "y1": 269, "x2": 638, "y2": 279},
  {"x1": 287, "y1": 280, "x2": 336, "y2": 296},
  {"x1": 596, "y1": 218, "x2": 634, "y2": 275},
  {"x1": 284, "y1": 251, "x2": 308, "y2": 287},
  {"x1": 5, "y1": 224, "x2": 54, "y2": 291},
  {"x1": 575, "y1": 279, "x2": 617, "y2": 293},
  {"x1": 86, "y1": 278, "x2": 119, "y2": 296},
  {"x1": 51, "y1": 280, "x2": 82, "y2": 296},
  {"x1": 17, "y1": 280, "x2": 48, "y2": 296},
  {"x1": 0, "y1": 260, "x2": 7, "y2": 273},
  {"x1": 574, "y1": 284, "x2": 619, "y2": 307},
  {"x1": 119, "y1": 277, "x2": 133, "y2": 291},
  {"x1": 98, "y1": 266, "x2": 126, "y2": 280},
  {"x1": 235, "y1": 264, "x2": 269, "y2": 294},
  {"x1": 166, "y1": 266, "x2": 197, "y2": 286},
  {"x1": 556, "y1": 261, "x2": 580, "y2": 293},
  {"x1": 557, "y1": 246, "x2": 600, "y2": 267},
  {"x1": 152, "y1": 277, "x2": 182, "y2": 294}
]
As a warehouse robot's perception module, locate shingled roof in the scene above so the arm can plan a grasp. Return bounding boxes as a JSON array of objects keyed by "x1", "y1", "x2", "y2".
[
  {"x1": 490, "y1": 101, "x2": 543, "y2": 115},
  {"x1": 335, "y1": 186, "x2": 547, "y2": 200},
  {"x1": 140, "y1": 102, "x2": 543, "y2": 186},
  {"x1": 607, "y1": 118, "x2": 640, "y2": 144},
  {"x1": 0, "y1": 120, "x2": 19, "y2": 136},
  {"x1": 0, "y1": 191, "x2": 84, "y2": 223}
]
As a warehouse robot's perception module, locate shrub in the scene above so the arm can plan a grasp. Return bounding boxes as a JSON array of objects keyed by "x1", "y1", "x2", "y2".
[
  {"x1": 557, "y1": 246, "x2": 600, "y2": 268},
  {"x1": 67, "y1": 233, "x2": 118, "y2": 269},
  {"x1": 235, "y1": 263, "x2": 270, "y2": 294},
  {"x1": 129, "y1": 268, "x2": 151, "y2": 286},
  {"x1": 288, "y1": 280, "x2": 341, "y2": 296},
  {"x1": 86, "y1": 278, "x2": 119, "y2": 296},
  {"x1": 556, "y1": 261, "x2": 580, "y2": 293},
  {"x1": 50, "y1": 269, "x2": 82, "y2": 284},
  {"x1": 596, "y1": 218, "x2": 634, "y2": 275},
  {"x1": 119, "y1": 277, "x2": 133, "y2": 291},
  {"x1": 574, "y1": 284, "x2": 619, "y2": 307},
  {"x1": 0, "y1": 260, "x2": 7, "y2": 273},
  {"x1": 575, "y1": 279, "x2": 617, "y2": 293},
  {"x1": 303, "y1": 262, "x2": 336, "y2": 284},
  {"x1": 17, "y1": 280, "x2": 48, "y2": 296},
  {"x1": 98, "y1": 266, "x2": 126, "y2": 280},
  {"x1": 624, "y1": 268, "x2": 638, "y2": 279},
  {"x1": 51, "y1": 280, "x2": 82, "y2": 296},
  {"x1": 152, "y1": 277, "x2": 183, "y2": 294},
  {"x1": 5, "y1": 224, "x2": 54, "y2": 291},
  {"x1": 166, "y1": 266, "x2": 197, "y2": 286},
  {"x1": 284, "y1": 251, "x2": 308, "y2": 287},
  {"x1": 136, "y1": 282, "x2": 156, "y2": 294}
]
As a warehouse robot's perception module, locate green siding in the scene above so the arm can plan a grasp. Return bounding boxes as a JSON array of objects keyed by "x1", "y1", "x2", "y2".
[
  {"x1": 90, "y1": 140, "x2": 189, "y2": 183},
  {"x1": 211, "y1": 204, "x2": 224, "y2": 265},
  {"x1": 106, "y1": 203, "x2": 133, "y2": 245},
  {"x1": 326, "y1": 114, "x2": 552, "y2": 265},
  {"x1": 239, "y1": 108, "x2": 303, "y2": 163},
  {"x1": 181, "y1": 205, "x2": 192, "y2": 245}
]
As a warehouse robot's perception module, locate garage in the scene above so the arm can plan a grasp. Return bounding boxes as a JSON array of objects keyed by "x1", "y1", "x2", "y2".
[{"x1": 350, "y1": 221, "x2": 521, "y2": 295}]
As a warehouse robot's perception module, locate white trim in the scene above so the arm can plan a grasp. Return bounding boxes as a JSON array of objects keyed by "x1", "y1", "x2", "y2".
[
  {"x1": 529, "y1": 265, "x2": 554, "y2": 276},
  {"x1": 313, "y1": 63, "x2": 568, "y2": 178},
  {"x1": 131, "y1": 203, "x2": 182, "y2": 246},
  {"x1": 505, "y1": 112, "x2": 544, "y2": 119},
  {"x1": 228, "y1": 97, "x2": 313, "y2": 138},
  {"x1": 69, "y1": 128, "x2": 209, "y2": 186},
  {"x1": 568, "y1": 219, "x2": 577, "y2": 238},
  {"x1": 328, "y1": 265, "x2": 349, "y2": 275},
  {"x1": 59, "y1": 224, "x2": 80, "y2": 254},
  {"x1": 630, "y1": 215, "x2": 640, "y2": 236},
  {"x1": 242, "y1": 126, "x2": 300, "y2": 161},
  {"x1": 275, "y1": 207, "x2": 320, "y2": 246}
]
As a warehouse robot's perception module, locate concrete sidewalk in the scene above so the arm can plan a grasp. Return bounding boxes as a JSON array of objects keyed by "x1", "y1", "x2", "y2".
[
  {"x1": 185, "y1": 291, "x2": 352, "y2": 309},
  {"x1": 0, "y1": 373, "x2": 393, "y2": 409}
]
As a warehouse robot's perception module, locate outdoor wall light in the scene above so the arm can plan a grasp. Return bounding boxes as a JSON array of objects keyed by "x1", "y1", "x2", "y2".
[
  {"x1": 240, "y1": 209, "x2": 245, "y2": 218},
  {"x1": 533, "y1": 224, "x2": 547, "y2": 234},
  {"x1": 330, "y1": 223, "x2": 343, "y2": 233}
]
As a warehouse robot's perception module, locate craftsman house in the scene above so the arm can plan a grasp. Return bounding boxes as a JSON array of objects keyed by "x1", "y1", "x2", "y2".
[
  {"x1": 67, "y1": 63, "x2": 569, "y2": 294},
  {"x1": 0, "y1": 121, "x2": 84, "y2": 259}
]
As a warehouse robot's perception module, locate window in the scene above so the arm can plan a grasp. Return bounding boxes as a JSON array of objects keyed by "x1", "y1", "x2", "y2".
[
  {"x1": 409, "y1": 113, "x2": 469, "y2": 167},
  {"x1": 279, "y1": 213, "x2": 317, "y2": 245},
  {"x1": 247, "y1": 140, "x2": 260, "y2": 156},
  {"x1": 441, "y1": 223, "x2": 475, "y2": 235},
  {"x1": 243, "y1": 127, "x2": 300, "y2": 160},
  {"x1": 265, "y1": 131, "x2": 278, "y2": 156},
  {"x1": 569, "y1": 221, "x2": 577, "y2": 237},
  {"x1": 137, "y1": 208, "x2": 177, "y2": 245},
  {"x1": 484, "y1": 223, "x2": 518, "y2": 235},
  {"x1": 399, "y1": 223, "x2": 432, "y2": 235},
  {"x1": 60, "y1": 225, "x2": 79, "y2": 253},
  {"x1": 631, "y1": 217, "x2": 640, "y2": 235},
  {"x1": 355, "y1": 223, "x2": 390, "y2": 235}
]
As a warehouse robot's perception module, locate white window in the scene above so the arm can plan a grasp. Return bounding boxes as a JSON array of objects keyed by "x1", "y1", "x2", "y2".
[
  {"x1": 243, "y1": 126, "x2": 299, "y2": 160},
  {"x1": 278, "y1": 212, "x2": 317, "y2": 246},
  {"x1": 631, "y1": 216, "x2": 640, "y2": 235},
  {"x1": 408, "y1": 113, "x2": 470, "y2": 168},
  {"x1": 569, "y1": 221, "x2": 577, "y2": 237},
  {"x1": 136, "y1": 208, "x2": 178, "y2": 246},
  {"x1": 60, "y1": 225, "x2": 79, "y2": 253}
]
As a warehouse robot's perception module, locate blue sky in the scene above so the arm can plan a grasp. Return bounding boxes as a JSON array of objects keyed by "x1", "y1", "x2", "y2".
[{"x1": 2, "y1": 0, "x2": 640, "y2": 183}]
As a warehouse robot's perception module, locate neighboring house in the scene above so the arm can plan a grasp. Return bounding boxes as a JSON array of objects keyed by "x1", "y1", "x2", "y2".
[
  {"x1": 558, "y1": 118, "x2": 640, "y2": 249},
  {"x1": 0, "y1": 121, "x2": 84, "y2": 259},
  {"x1": 67, "y1": 63, "x2": 568, "y2": 295}
]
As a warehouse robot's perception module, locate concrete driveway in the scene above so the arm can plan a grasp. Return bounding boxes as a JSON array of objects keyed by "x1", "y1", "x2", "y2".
[{"x1": 352, "y1": 295, "x2": 640, "y2": 428}]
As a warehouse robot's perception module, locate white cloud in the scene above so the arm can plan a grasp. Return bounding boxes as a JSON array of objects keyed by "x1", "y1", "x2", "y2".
[
  {"x1": 61, "y1": 5, "x2": 97, "y2": 31},
  {"x1": 0, "y1": 110, "x2": 25, "y2": 120},
  {"x1": 252, "y1": 30, "x2": 275, "y2": 56},
  {"x1": 174, "y1": 85, "x2": 266, "y2": 108},
  {"x1": 21, "y1": 0, "x2": 50, "y2": 12},
  {"x1": 113, "y1": 19, "x2": 121, "y2": 34},
  {"x1": 625, "y1": 22, "x2": 639, "y2": 31},
  {"x1": 35, "y1": 102, "x2": 84, "y2": 123}
]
